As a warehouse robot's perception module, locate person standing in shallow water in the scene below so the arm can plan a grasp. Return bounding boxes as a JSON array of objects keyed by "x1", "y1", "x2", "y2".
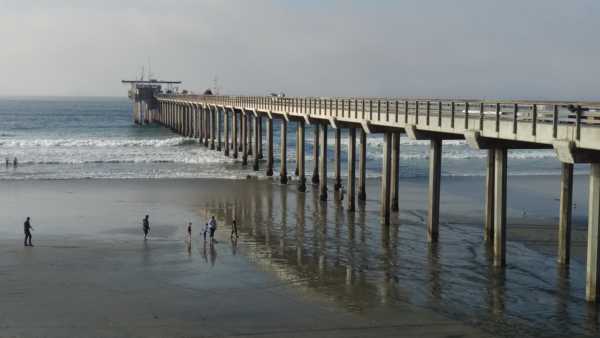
[
  {"x1": 187, "y1": 222, "x2": 192, "y2": 240},
  {"x1": 230, "y1": 219, "x2": 238, "y2": 239},
  {"x1": 142, "y1": 215, "x2": 150, "y2": 240},
  {"x1": 209, "y1": 216, "x2": 217, "y2": 242},
  {"x1": 24, "y1": 217, "x2": 33, "y2": 246}
]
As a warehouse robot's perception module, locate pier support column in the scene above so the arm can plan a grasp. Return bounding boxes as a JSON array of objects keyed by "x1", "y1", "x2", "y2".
[
  {"x1": 298, "y1": 121, "x2": 306, "y2": 192},
  {"x1": 319, "y1": 124, "x2": 328, "y2": 201},
  {"x1": 493, "y1": 147, "x2": 508, "y2": 268},
  {"x1": 358, "y1": 130, "x2": 367, "y2": 201},
  {"x1": 586, "y1": 163, "x2": 600, "y2": 302},
  {"x1": 204, "y1": 107, "x2": 209, "y2": 147},
  {"x1": 280, "y1": 119, "x2": 288, "y2": 184},
  {"x1": 347, "y1": 128, "x2": 356, "y2": 212},
  {"x1": 391, "y1": 132, "x2": 400, "y2": 212},
  {"x1": 232, "y1": 110, "x2": 238, "y2": 159},
  {"x1": 558, "y1": 163, "x2": 574, "y2": 265},
  {"x1": 258, "y1": 117, "x2": 263, "y2": 159},
  {"x1": 247, "y1": 115, "x2": 253, "y2": 157},
  {"x1": 185, "y1": 105, "x2": 190, "y2": 136},
  {"x1": 334, "y1": 128, "x2": 342, "y2": 191},
  {"x1": 266, "y1": 117, "x2": 274, "y2": 176},
  {"x1": 253, "y1": 116, "x2": 260, "y2": 171},
  {"x1": 242, "y1": 112, "x2": 248, "y2": 166},
  {"x1": 427, "y1": 138, "x2": 442, "y2": 243},
  {"x1": 381, "y1": 132, "x2": 393, "y2": 225},
  {"x1": 312, "y1": 125, "x2": 320, "y2": 185},
  {"x1": 485, "y1": 149, "x2": 496, "y2": 243},
  {"x1": 295, "y1": 123, "x2": 301, "y2": 177},
  {"x1": 217, "y1": 107, "x2": 222, "y2": 151},
  {"x1": 197, "y1": 105, "x2": 202, "y2": 139},
  {"x1": 224, "y1": 108, "x2": 230, "y2": 157},
  {"x1": 210, "y1": 107, "x2": 216, "y2": 150}
]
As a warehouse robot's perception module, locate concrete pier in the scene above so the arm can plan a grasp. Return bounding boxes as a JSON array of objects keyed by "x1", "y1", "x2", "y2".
[
  {"x1": 152, "y1": 94, "x2": 600, "y2": 304},
  {"x1": 427, "y1": 138, "x2": 442, "y2": 242},
  {"x1": 319, "y1": 123, "x2": 328, "y2": 201},
  {"x1": 280, "y1": 119, "x2": 288, "y2": 184},
  {"x1": 558, "y1": 163, "x2": 573, "y2": 264}
]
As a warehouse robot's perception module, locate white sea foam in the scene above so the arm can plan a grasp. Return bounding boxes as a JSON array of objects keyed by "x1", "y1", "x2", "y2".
[{"x1": 0, "y1": 137, "x2": 193, "y2": 148}]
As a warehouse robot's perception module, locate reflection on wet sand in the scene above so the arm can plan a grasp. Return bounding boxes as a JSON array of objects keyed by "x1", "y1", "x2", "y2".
[{"x1": 202, "y1": 181, "x2": 599, "y2": 338}]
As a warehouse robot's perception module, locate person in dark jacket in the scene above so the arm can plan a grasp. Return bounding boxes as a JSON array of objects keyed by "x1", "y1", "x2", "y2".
[
  {"x1": 24, "y1": 217, "x2": 33, "y2": 246},
  {"x1": 142, "y1": 215, "x2": 150, "y2": 240}
]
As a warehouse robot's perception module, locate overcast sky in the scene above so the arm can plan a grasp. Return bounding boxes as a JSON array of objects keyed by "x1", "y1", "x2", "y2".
[{"x1": 1, "y1": 0, "x2": 599, "y2": 100}]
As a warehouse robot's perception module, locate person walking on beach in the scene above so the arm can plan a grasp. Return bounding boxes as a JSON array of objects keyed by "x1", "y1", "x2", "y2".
[
  {"x1": 203, "y1": 222, "x2": 209, "y2": 241},
  {"x1": 5, "y1": 157, "x2": 9, "y2": 167},
  {"x1": 24, "y1": 217, "x2": 33, "y2": 246},
  {"x1": 187, "y1": 222, "x2": 192, "y2": 240},
  {"x1": 231, "y1": 219, "x2": 238, "y2": 239},
  {"x1": 142, "y1": 215, "x2": 150, "y2": 240},
  {"x1": 209, "y1": 216, "x2": 217, "y2": 242},
  {"x1": 13, "y1": 157, "x2": 17, "y2": 168}
]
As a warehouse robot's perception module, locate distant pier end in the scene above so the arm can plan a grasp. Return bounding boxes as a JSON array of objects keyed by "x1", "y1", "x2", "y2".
[{"x1": 121, "y1": 79, "x2": 181, "y2": 124}]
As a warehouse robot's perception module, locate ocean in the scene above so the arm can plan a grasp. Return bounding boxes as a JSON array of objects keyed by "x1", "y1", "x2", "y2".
[{"x1": 0, "y1": 97, "x2": 578, "y2": 180}]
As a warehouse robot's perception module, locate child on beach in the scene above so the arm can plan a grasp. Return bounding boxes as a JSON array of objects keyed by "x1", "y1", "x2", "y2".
[{"x1": 203, "y1": 222, "x2": 209, "y2": 241}]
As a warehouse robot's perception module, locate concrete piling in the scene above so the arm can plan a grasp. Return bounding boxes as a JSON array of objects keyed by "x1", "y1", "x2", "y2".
[
  {"x1": 312, "y1": 125, "x2": 320, "y2": 185},
  {"x1": 280, "y1": 119, "x2": 288, "y2": 184},
  {"x1": 253, "y1": 116, "x2": 260, "y2": 171},
  {"x1": 391, "y1": 132, "x2": 400, "y2": 212},
  {"x1": 358, "y1": 130, "x2": 367, "y2": 201},
  {"x1": 558, "y1": 163, "x2": 573, "y2": 265},
  {"x1": 427, "y1": 138, "x2": 442, "y2": 243},
  {"x1": 266, "y1": 117, "x2": 274, "y2": 176},
  {"x1": 298, "y1": 121, "x2": 306, "y2": 192},
  {"x1": 493, "y1": 147, "x2": 508, "y2": 268},
  {"x1": 319, "y1": 123, "x2": 328, "y2": 201},
  {"x1": 347, "y1": 128, "x2": 356, "y2": 212},
  {"x1": 381, "y1": 132, "x2": 392, "y2": 225},
  {"x1": 334, "y1": 128, "x2": 342, "y2": 191},
  {"x1": 485, "y1": 149, "x2": 496, "y2": 243},
  {"x1": 586, "y1": 163, "x2": 600, "y2": 302}
]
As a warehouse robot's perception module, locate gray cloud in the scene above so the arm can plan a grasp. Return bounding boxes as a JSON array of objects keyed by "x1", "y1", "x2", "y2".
[{"x1": 1, "y1": 0, "x2": 598, "y2": 100}]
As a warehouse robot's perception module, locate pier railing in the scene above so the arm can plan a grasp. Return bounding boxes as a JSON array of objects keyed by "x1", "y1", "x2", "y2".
[{"x1": 156, "y1": 94, "x2": 600, "y2": 150}]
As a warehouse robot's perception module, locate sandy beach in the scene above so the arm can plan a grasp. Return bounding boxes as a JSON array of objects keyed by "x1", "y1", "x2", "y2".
[{"x1": 0, "y1": 175, "x2": 597, "y2": 337}]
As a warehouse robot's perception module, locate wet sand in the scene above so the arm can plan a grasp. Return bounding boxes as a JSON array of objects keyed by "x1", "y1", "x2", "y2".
[{"x1": 0, "y1": 176, "x2": 597, "y2": 337}]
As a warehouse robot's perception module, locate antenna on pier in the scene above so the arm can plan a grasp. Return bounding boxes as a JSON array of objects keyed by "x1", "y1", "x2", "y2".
[
  {"x1": 147, "y1": 57, "x2": 154, "y2": 81},
  {"x1": 212, "y1": 75, "x2": 221, "y2": 95}
]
